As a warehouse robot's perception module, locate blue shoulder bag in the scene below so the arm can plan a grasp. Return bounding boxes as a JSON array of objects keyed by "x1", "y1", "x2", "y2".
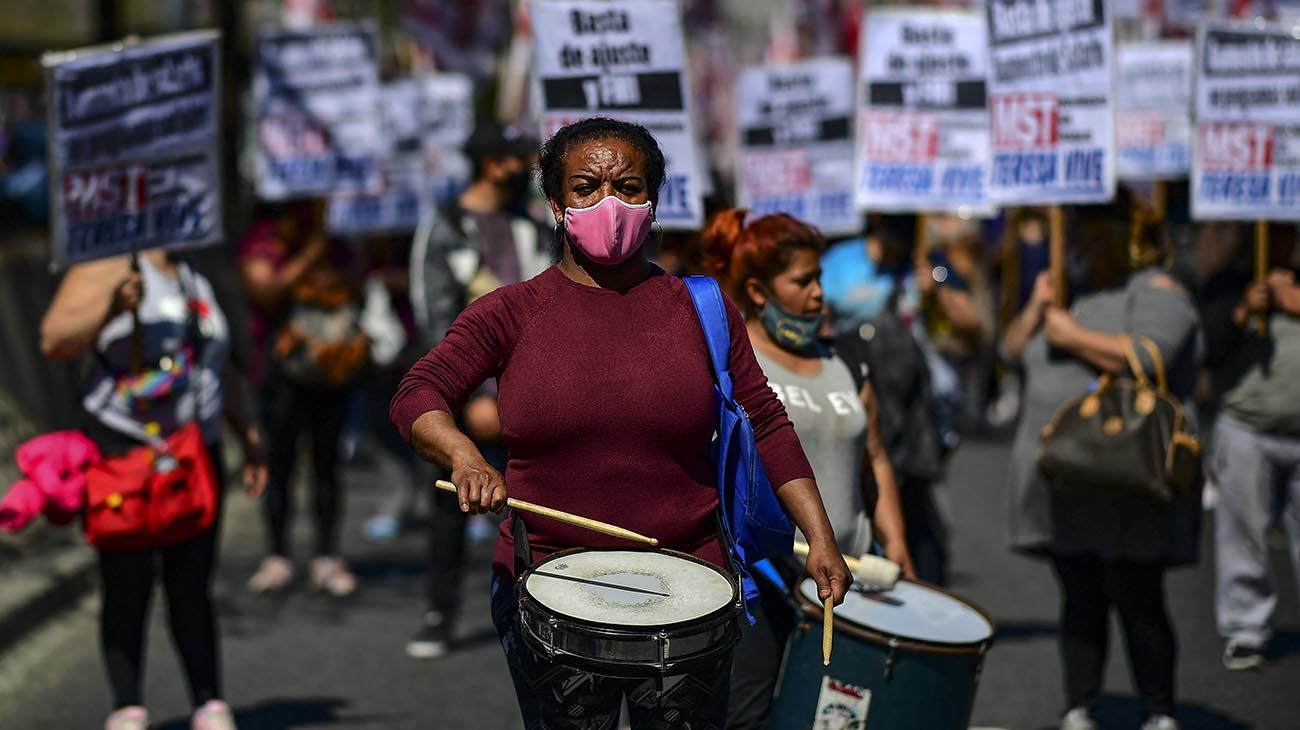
[{"x1": 683, "y1": 276, "x2": 794, "y2": 622}]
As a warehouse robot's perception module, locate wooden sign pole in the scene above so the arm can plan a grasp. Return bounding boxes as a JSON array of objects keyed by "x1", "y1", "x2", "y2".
[
  {"x1": 1255, "y1": 220, "x2": 1269, "y2": 335},
  {"x1": 1048, "y1": 205, "x2": 1067, "y2": 307}
]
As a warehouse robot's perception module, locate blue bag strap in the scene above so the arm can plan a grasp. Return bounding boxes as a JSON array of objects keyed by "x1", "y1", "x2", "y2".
[{"x1": 683, "y1": 276, "x2": 734, "y2": 398}]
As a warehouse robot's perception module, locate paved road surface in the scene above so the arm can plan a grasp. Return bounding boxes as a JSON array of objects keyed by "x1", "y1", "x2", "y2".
[{"x1": 0, "y1": 438, "x2": 1296, "y2": 729}]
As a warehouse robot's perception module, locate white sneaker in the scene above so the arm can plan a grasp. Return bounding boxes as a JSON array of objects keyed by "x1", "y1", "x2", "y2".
[
  {"x1": 191, "y1": 700, "x2": 238, "y2": 730},
  {"x1": 247, "y1": 556, "x2": 294, "y2": 593},
  {"x1": 1061, "y1": 707, "x2": 1099, "y2": 730},
  {"x1": 105, "y1": 706, "x2": 148, "y2": 730},
  {"x1": 1140, "y1": 714, "x2": 1179, "y2": 730},
  {"x1": 310, "y1": 556, "x2": 358, "y2": 597}
]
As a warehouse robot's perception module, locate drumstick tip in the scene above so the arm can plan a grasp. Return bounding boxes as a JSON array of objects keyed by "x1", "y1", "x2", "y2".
[{"x1": 822, "y1": 596, "x2": 833, "y2": 666}]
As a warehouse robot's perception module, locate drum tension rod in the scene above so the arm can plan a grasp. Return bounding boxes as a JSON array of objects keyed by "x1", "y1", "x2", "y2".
[{"x1": 883, "y1": 638, "x2": 899, "y2": 681}]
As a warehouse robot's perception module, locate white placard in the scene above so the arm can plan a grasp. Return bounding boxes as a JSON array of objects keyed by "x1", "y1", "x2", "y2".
[
  {"x1": 43, "y1": 31, "x2": 223, "y2": 267},
  {"x1": 855, "y1": 9, "x2": 993, "y2": 214},
  {"x1": 531, "y1": 0, "x2": 703, "y2": 229},
  {"x1": 986, "y1": 0, "x2": 1116, "y2": 204},
  {"x1": 1116, "y1": 42, "x2": 1193, "y2": 181},
  {"x1": 327, "y1": 73, "x2": 476, "y2": 235},
  {"x1": 328, "y1": 79, "x2": 428, "y2": 236},
  {"x1": 421, "y1": 73, "x2": 476, "y2": 206},
  {"x1": 1192, "y1": 21, "x2": 1300, "y2": 221},
  {"x1": 254, "y1": 23, "x2": 382, "y2": 200},
  {"x1": 736, "y1": 58, "x2": 858, "y2": 235}
]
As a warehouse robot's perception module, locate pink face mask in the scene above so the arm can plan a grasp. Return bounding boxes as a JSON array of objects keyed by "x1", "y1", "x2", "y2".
[{"x1": 562, "y1": 196, "x2": 654, "y2": 266}]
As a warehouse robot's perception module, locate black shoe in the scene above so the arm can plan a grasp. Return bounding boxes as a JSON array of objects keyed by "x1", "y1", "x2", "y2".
[
  {"x1": 1222, "y1": 639, "x2": 1264, "y2": 671},
  {"x1": 406, "y1": 613, "x2": 451, "y2": 659}
]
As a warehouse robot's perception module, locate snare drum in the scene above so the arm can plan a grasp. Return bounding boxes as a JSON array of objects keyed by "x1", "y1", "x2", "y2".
[
  {"x1": 769, "y1": 578, "x2": 994, "y2": 730},
  {"x1": 516, "y1": 548, "x2": 741, "y2": 677}
]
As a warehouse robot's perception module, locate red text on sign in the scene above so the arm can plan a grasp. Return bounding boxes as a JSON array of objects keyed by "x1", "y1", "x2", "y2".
[
  {"x1": 991, "y1": 94, "x2": 1059, "y2": 151},
  {"x1": 860, "y1": 112, "x2": 938, "y2": 163},
  {"x1": 1198, "y1": 122, "x2": 1273, "y2": 172},
  {"x1": 64, "y1": 164, "x2": 149, "y2": 222}
]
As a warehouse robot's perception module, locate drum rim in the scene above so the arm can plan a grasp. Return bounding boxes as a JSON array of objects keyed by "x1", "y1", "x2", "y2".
[
  {"x1": 796, "y1": 577, "x2": 996, "y2": 655},
  {"x1": 518, "y1": 547, "x2": 741, "y2": 633}
]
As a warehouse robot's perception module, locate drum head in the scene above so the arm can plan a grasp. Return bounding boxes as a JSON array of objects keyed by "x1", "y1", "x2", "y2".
[
  {"x1": 523, "y1": 550, "x2": 735, "y2": 628},
  {"x1": 799, "y1": 578, "x2": 993, "y2": 646}
]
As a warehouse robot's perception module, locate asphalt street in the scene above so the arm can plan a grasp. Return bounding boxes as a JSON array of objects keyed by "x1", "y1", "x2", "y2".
[{"x1": 0, "y1": 437, "x2": 1296, "y2": 729}]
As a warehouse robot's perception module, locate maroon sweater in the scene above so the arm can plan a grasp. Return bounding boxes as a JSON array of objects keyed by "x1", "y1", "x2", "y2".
[{"x1": 390, "y1": 266, "x2": 813, "y2": 581}]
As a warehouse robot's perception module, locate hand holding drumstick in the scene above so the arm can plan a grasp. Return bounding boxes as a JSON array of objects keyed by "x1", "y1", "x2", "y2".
[{"x1": 433, "y1": 480, "x2": 659, "y2": 547}]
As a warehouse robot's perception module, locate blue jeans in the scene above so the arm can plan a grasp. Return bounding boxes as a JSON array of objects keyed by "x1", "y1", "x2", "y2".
[{"x1": 490, "y1": 576, "x2": 733, "y2": 730}]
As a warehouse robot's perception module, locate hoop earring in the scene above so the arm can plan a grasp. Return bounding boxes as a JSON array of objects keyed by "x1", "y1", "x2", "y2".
[{"x1": 652, "y1": 221, "x2": 664, "y2": 247}]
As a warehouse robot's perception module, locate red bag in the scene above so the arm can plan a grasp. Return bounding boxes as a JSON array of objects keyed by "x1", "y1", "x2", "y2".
[{"x1": 83, "y1": 422, "x2": 218, "y2": 551}]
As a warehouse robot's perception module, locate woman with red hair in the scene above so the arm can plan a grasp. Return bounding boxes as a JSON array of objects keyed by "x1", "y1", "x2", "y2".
[{"x1": 701, "y1": 209, "x2": 915, "y2": 729}]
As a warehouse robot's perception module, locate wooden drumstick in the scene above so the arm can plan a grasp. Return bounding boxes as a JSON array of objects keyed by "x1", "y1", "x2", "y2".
[
  {"x1": 792, "y1": 541, "x2": 901, "y2": 589},
  {"x1": 823, "y1": 597, "x2": 834, "y2": 666},
  {"x1": 434, "y1": 480, "x2": 659, "y2": 546}
]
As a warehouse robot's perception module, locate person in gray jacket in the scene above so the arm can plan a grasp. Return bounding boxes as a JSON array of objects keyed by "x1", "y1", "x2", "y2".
[
  {"x1": 1200, "y1": 225, "x2": 1300, "y2": 671},
  {"x1": 1002, "y1": 191, "x2": 1202, "y2": 730},
  {"x1": 405, "y1": 120, "x2": 546, "y2": 660}
]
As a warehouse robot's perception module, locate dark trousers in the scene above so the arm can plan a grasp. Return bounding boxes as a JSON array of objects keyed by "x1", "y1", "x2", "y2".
[
  {"x1": 427, "y1": 443, "x2": 505, "y2": 627},
  {"x1": 491, "y1": 577, "x2": 733, "y2": 729},
  {"x1": 901, "y1": 478, "x2": 949, "y2": 586},
  {"x1": 98, "y1": 443, "x2": 223, "y2": 710},
  {"x1": 264, "y1": 377, "x2": 351, "y2": 557},
  {"x1": 1051, "y1": 555, "x2": 1176, "y2": 720},
  {"x1": 726, "y1": 569, "x2": 798, "y2": 730}
]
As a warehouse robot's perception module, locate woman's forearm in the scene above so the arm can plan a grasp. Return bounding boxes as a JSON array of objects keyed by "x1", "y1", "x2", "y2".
[
  {"x1": 409, "y1": 409, "x2": 484, "y2": 469},
  {"x1": 1058, "y1": 326, "x2": 1128, "y2": 374},
  {"x1": 775, "y1": 478, "x2": 838, "y2": 549},
  {"x1": 1002, "y1": 303, "x2": 1043, "y2": 361},
  {"x1": 933, "y1": 287, "x2": 985, "y2": 339},
  {"x1": 40, "y1": 259, "x2": 129, "y2": 359},
  {"x1": 864, "y1": 403, "x2": 907, "y2": 553}
]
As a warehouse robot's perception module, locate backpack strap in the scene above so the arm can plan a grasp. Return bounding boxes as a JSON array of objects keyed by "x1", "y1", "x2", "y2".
[{"x1": 683, "y1": 276, "x2": 735, "y2": 399}]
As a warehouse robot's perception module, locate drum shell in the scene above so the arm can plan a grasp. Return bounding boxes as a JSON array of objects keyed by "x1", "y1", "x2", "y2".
[
  {"x1": 515, "y1": 548, "x2": 741, "y2": 678},
  {"x1": 769, "y1": 582, "x2": 991, "y2": 730}
]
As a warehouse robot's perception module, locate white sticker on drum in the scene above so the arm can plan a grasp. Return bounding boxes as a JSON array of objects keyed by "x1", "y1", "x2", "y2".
[{"x1": 812, "y1": 676, "x2": 872, "y2": 730}]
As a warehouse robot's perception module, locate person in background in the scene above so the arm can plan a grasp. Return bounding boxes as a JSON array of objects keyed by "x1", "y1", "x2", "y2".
[
  {"x1": 40, "y1": 249, "x2": 267, "y2": 730},
  {"x1": 404, "y1": 120, "x2": 547, "y2": 660},
  {"x1": 989, "y1": 207, "x2": 1053, "y2": 429},
  {"x1": 391, "y1": 117, "x2": 851, "y2": 727},
  {"x1": 1002, "y1": 190, "x2": 1202, "y2": 730},
  {"x1": 358, "y1": 234, "x2": 420, "y2": 543},
  {"x1": 821, "y1": 214, "x2": 955, "y2": 585},
  {"x1": 700, "y1": 208, "x2": 915, "y2": 730},
  {"x1": 240, "y1": 202, "x2": 366, "y2": 597},
  {"x1": 1199, "y1": 224, "x2": 1300, "y2": 671},
  {"x1": 917, "y1": 213, "x2": 996, "y2": 431}
]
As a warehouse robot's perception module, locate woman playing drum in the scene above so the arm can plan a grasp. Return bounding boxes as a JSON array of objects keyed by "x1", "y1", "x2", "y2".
[
  {"x1": 390, "y1": 118, "x2": 851, "y2": 728},
  {"x1": 700, "y1": 210, "x2": 917, "y2": 729}
]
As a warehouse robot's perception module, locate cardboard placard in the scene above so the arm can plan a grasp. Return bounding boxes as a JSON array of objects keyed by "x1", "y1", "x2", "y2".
[
  {"x1": 531, "y1": 0, "x2": 704, "y2": 229},
  {"x1": 254, "y1": 23, "x2": 382, "y2": 200},
  {"x1": 737, "y1": 57, "x2": 859, "y2": 235},
  {"x1": 44, "y1": 31, "x2": 223, "y2": 267},
  {"x1": 1116, "y1": 41, "x2": 1193, "y2": 181},
  {"x1": 986, "y1": 0, "x2": 1116, "y2": 204},
  {"x1": 1191, "y1": 21, "x2": 1300, "y2": 221},
  {"x1": 856, "y1": 9, "x2": 993, "y2": 215}
]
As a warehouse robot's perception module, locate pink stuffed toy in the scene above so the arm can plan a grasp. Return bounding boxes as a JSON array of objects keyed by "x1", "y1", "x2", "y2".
[{"x1": 1, "y1": 431, "x2": 100, "y2": 531}]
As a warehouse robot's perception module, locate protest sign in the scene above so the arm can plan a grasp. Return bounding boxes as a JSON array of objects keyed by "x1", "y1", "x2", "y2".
[
  {"x1": 43, "y1": 31, "x2": 222, "y2": 267},
  {"x1": 736, "y1": 58, "x2": 858, "y2": 235},
  {"x1": 327, "y1": 79, "x2": 428, "y2": 236},
  {"x1": 420, "y1": 73, "x2": 475, "y2": 205},
  {"x1": 986, "y1": 0, "x2": 1116, "y2": 204},
  {"x1": 254, "y1": 23, "x2": 382, "y2": 200},
  {"x1": 1116, "y1": 41, "x2": 1193, "y2": 180},
  {"x1": 855, "y1": 8, "x2": 992, "y2": 214},
  {"x1": 1192, "y1": 21, "x2": 1300, "y2": 221},
  {"x1": 531, "y1": 0, "x2": 704, "y2": 229}
]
